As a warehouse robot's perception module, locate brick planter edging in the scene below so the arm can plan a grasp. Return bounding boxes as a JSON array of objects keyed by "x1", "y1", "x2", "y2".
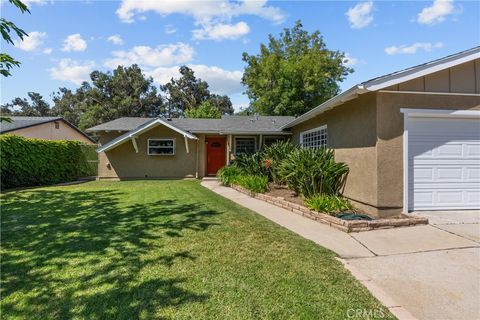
[{"x1": 230, "y1": 184, "x2": 428, "y2": 233}]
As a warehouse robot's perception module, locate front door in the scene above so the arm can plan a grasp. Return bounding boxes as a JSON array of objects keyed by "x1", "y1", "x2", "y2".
[{"x1": 206, "y1": 137, "x2": 226, "y2": 175}]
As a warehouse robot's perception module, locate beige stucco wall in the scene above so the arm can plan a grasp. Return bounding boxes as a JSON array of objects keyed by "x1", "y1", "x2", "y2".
[
  {"x1": 291, "y1": 93, "x2": 379, "y2": 210},
  {"x1": 98, "y1": 126, "x2": 199, "y2": 179},
  {"x1": 7, "y1": 120, "x2": 93, "y2": 144},
  {"x1": 384, "y1": 59, "x2": 480, "y2": 94},
  {"x1": 376, "y1": 91, "x2": 480, "y2": 213}
]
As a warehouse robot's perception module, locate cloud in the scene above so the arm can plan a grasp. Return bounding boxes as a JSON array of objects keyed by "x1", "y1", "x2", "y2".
[
  {"x1": 116, "y1": 0, "x2": 285, "y2": 24},
  {"x1": 43, "y1": 48, "x2": 53, "y2": 54},
  {"x1": 61, "y1": 34, "x2": 87, "y2": 52},
  {"x1": 343, "y1": 53, "x2": 358, "y2": 66},
  {"x1": 385, "y1": 42, "x2": 443, "y2": 55},
  {"x1": 49, "y1": 59, "x2": 95, "y2": 85},
  {"x1": 22, "y1": 0, "x2": 47, "y2": 7},
  {"x1": 104, "y1": 42, "x2": 194, "y2": 69},
  {"x1": 417, "y1": 0, "x2": 458, "y2": 25},
  {"x1": 165, "y1": 24, "x2": 177, "y2": 35},
  {"x1": 107, "y1": 34, "x2": 124, "y2": 45},
  {"x1": 13, "y1": 31, "x2": 47, "y2": 52},
  {"x1": 193, "y1": 21, "x2": 250, "y2": 40},
  {"x1": 147, "y1": 64, "x2": 243, "y2": 95},
  {"x1": 346, "y1": 1, "x2": 374, "y2": 29}
]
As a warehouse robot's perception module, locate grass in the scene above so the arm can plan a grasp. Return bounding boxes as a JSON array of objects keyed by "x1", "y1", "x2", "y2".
[{"x1": 1, "y1": 180, "x2": 393, "y2": 319}]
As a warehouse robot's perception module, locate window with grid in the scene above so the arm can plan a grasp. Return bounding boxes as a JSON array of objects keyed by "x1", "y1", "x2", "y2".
[
  {"x1": 300, "y1": 126, "x2": 327, "y2": 149},
  {"x1": 148, "y1": 138, "x2": 175, "y2": 155},
  {"x1": 235, "y1": 137, "x2": 256, "y2": 155}
]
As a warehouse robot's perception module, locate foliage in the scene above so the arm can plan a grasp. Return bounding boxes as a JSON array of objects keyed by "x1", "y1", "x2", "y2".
[
  {"x1": 234, "y1": 175, "x2": 269, "y2": 194},
  {"x1": 1, "y1": 0, "x2": 29, "y2": 77},
  {"x1": 305, "y1": 195, "x2": 353, "y2": 215},
  {"x1": 0, "y1": 180, "x2": 394, "y2": 319},
  {"x1": 278, "y1": 147, "x2": 349, "y2": 198},
  {"x1": 232, "y1": 152, "x2": 267, "y2": 176},
  {"x1": 242, "y1": 20, "x2": 352, "y2": 116},
  {"x1": 1, "y1": 92, "x2": 51, "y2": 116},
  {"x1": 0, "y1": 135, "x2": 96, "y2": 188},
  {"x1": 161, "y1": 66, "x2": 234, "y2": 118},
  {"x1": 186, "y1": 101, "x2": 221, "y2": 119},
  {"x1": 218, "y1": 165, "x2": 242, "y2": 186},
  {"x1": 262, "y1": 141, "x2": 297, "y2": 184}
]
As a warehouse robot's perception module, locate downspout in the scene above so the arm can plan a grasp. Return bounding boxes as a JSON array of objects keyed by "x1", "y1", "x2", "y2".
[{"x1": 195, "y1": 139, "x2": 199, "y2": 179}]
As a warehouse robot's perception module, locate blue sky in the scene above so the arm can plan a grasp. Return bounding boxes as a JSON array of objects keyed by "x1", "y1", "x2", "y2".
[{"x1": 1, "y1": 0, "x2": 479, "y2": 111}]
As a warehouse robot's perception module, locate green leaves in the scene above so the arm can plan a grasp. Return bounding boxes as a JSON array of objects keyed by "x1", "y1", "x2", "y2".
[
  {"x1": 0, "y1": 135, "x2": 96, "y2": 188},
  {"x1": 305, "y1": 195, "x2": 353, "y2": 215},
  {"x1": 186, "y1": 101, "x2": 221, "y2": 119},
  {"x1": 242, "y1": 20, "x2": 353, "y2": 116}
]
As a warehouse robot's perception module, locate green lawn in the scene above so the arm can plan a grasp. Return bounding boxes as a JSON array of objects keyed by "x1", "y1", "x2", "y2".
[{"x1": 1, "y1": 180, "x2": 393, "y2": 319}]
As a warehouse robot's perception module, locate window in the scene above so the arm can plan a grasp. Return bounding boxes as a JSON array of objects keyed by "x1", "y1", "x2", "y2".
[
  {"x1": 148, "y1": 138, "x2": 175, "y2": 155},
  {"x1": 263, "y1": 136, "x2": 287, "y2": 147},
  {"x1": 300, "y1": 125, "x2": 327, "y2": 149},
  {"x1": 235, "y1": 137, "x2": 256, "y2": 155},
  {"x1": 54, "y1": 121, "x2": 60, "y2": 129}
]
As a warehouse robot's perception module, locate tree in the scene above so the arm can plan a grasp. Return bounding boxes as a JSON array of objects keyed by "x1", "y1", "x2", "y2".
[
  {"x1": 209, "y1": 94, "x2": 234, "y2": 115},
  {"x1": 1, "y1": 0, "x2": 29, "y2": 77},
  {"x1": 242, "y1": 20, "x2": 352, "y2": 116},
  {"x1": 52, "y1": 65, "x2": 164, "y2": 129},
  {"x1": 1, "y1": 92, "x2": 51, "y2": 116},
  {"x1": 186, "y1": 101, "x2": 221, "y2": 119},
  {"x1": 161, "y1": 66, "x2": 210, "y2": 117}
]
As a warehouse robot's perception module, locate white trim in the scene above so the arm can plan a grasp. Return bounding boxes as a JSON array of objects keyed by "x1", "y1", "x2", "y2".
[
  {"x1": 379, "y1": 90, "x2": 480, "y2": 97},
  {"x1": 184, "y1": 136, "x2": 189, "y2": 154},
  {"x1": 282, "y1": 47, "x2": 480, "y2": 129},
  {"x1": 131, "y1": 137, "x2": 139, "y2": 153},
  {"x1": 300, "y1": 125, "x2": 328, "y2": 148},
  {"x1": 400, "y1": 108, "x2": 480, "y2": 118},
  {"x1": 96, "y1": 118, "x2": 197, "y2": 153},
  {"x1": 147, "y1": 138, "x2": 176, "y2": 156},
  {"x1": 402, "y1": 113, "x2": 409, "y2": 213}
]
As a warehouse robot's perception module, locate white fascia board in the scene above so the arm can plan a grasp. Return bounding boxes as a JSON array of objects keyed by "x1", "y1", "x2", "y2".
[
  {"x1": 400, "y1": 108, "x2": 480, "y2": 118},
  {"x1": 364, "y1": 50, "x2": 480, "y2": 91},
  {"x1": 281, "y1": 86, "x2": 365, "y2": 129},
  {"x1": 96, "y1": 118, "x2": 197, "y2": 153}
]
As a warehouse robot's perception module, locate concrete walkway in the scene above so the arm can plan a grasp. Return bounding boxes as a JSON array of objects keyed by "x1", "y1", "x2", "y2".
[{"x1": 201, "y1": 180, "x2": 480, "y2": 320}]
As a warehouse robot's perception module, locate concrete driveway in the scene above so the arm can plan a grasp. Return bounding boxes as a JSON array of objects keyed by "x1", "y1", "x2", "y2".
[
  {"x1": 202, "y1": 181, "x2": 480, "y2": 320},
  {"x1": 343, "y1": 211, "x2": 480, "y2": 320}
]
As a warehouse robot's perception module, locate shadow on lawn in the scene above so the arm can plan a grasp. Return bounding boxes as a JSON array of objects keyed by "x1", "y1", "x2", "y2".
[{"x1": 1, "y1": 187, "x2": 221, "y2": 319}]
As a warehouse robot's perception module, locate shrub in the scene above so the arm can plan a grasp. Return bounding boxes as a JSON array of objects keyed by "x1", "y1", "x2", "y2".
[
  {"x1": 278, "y1": 147, "x2": 348, "y2": 198},
  {"x1": 305, "y1": 195, "x2": 353, "y2": 215},
  {"x1": 262, "y1": 141, "x2": 297, "y2": 185},
  {"x1": 235, "y1": 175, "x2": 269, "y2": 193},
  {"x1": 232, "y1": 152, "x2": 267, "y2": 176},
  {"x1": 0, "y1": 135, "x2": 96, "y2": 189},
  {"x1": 218, "y1": 165, "x2": 242, "y2": 186}
]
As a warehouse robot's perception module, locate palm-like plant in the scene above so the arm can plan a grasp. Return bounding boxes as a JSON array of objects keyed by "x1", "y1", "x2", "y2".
[
  {"x1": 262, "y1": 141, "x2": 297, "y2": 185},
  {"x1": 278, "y1": 147, "x2": 348, "y2": 198}
]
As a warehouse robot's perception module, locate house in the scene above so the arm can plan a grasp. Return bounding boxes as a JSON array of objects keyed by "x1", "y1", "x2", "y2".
[
  {"x1": 1, "y1": 116, "x2": 94, "y2": 144},
  {"x1": 88, "y1": 47, "x2": 480, "y2": 217}
]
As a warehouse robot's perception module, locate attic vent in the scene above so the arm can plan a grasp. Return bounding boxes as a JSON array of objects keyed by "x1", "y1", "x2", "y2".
[{"x1": 166, "y1": 118, "x2": 172, "y2": 121}]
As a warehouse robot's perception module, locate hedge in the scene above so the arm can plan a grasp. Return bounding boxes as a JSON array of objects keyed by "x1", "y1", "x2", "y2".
[{"x1": 0, "y1": 134, "x2": 97, "y2": 189}]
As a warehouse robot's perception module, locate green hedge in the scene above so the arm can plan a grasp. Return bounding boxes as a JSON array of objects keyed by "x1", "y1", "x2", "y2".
[{"x1": 1, "y1": 135, "x2": 97, "y2": 189}]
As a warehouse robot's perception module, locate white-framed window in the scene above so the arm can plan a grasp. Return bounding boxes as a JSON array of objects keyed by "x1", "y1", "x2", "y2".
[
  {"x1": 235, "y1": 137, "x2": 256, "y2": 155},
  {"x1": 147, "y1": 138, "x2": 175, "y2": 155},
  {"x1": 300, "y1": 125, "x2": 328, "y2": 149}
]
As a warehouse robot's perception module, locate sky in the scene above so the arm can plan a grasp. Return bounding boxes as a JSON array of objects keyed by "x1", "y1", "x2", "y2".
[{"x1": 1, "y1": 0, "x2": 479, "y2": 112}]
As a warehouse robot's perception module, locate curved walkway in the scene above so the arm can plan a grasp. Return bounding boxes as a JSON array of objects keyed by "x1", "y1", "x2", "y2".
[{"x1": 201, "y1": 180, "x2": 480, "y2": 320}]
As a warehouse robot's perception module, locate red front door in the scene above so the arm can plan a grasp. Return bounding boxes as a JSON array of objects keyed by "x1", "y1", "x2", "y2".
[{"x1": 206, "y1": 137, "x2": 226, "y2": 175}]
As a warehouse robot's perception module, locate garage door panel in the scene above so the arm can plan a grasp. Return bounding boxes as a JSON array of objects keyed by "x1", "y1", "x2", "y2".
[{"x1": 408, "y1": 116, "x2": 480, "y2": 211}]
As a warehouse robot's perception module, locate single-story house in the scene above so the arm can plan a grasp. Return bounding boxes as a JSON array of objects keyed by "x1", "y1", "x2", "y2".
[
  {"x1": 1, "y1": 116, "x2": 94, "y2": 144},
  {"x1": 88, "y1": 47, "x2": 480, "y2": 217}
]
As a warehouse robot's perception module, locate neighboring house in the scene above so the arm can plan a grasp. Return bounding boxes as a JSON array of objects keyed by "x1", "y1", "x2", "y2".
[
  {"x1": 88, "y1": 47, "x2": 480, "y2": 217},
  {"x1": 1, "y1": 117, "x2": 94, "y2": 144}
]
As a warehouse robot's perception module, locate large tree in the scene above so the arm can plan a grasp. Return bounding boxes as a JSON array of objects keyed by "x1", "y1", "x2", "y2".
[
  {"x1": 161, "y1": 66, "x2": 234, "y2": 117},
  {"x1": 52, "y1": 65, "x2": 164, "y2": 129},
  {"x1": 242, "y1": 20, "x2": 352, "y2": 116}
]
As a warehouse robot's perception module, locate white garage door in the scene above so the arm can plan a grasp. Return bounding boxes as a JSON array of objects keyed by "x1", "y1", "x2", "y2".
[{"x1": 408, "y1": 116, "x2": 480, "y2": 211}]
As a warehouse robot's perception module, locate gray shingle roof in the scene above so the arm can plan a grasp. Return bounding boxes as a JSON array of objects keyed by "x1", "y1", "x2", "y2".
[
  {"x1": 1, "y1": 116, "x2": 62, "y2": 133},
  {"x1": 87, "y1": 115, "x2": 295, "y2": 134}
]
